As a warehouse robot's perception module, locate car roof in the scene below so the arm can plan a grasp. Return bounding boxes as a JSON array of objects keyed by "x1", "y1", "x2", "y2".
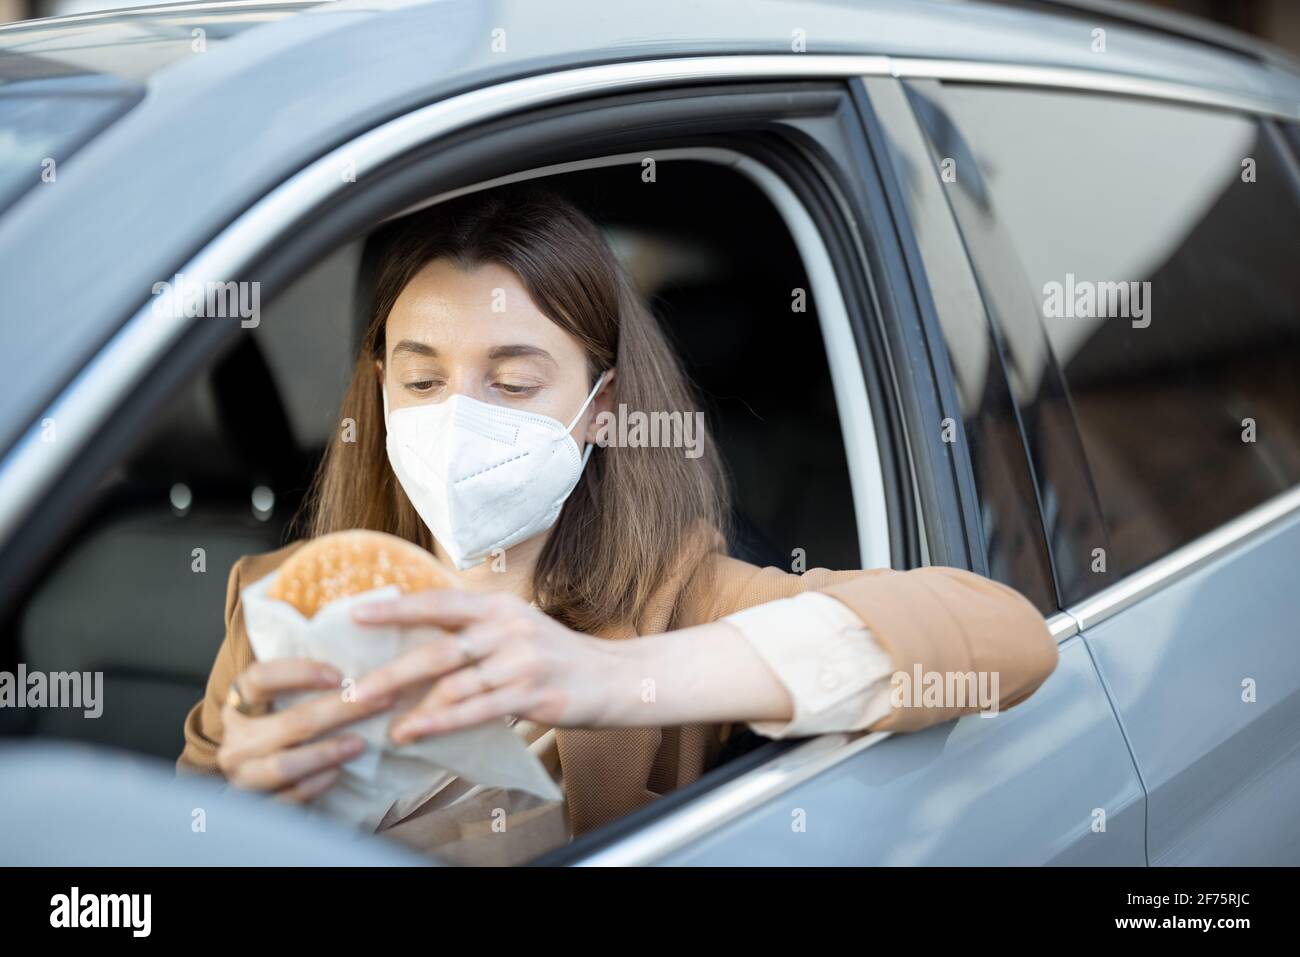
[{"x1": 3, "y1": 0, "x2": 1298, "y2": 98}]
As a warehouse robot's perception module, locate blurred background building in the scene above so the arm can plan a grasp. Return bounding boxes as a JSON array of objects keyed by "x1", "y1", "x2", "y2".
[{"x1": 0, "y1": 0, "x2": 1298, "y2": 60}]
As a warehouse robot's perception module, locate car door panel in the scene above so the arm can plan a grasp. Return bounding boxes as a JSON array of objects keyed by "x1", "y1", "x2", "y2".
[
  {"x1": 1080, "y1": 507, "x2": 1300, "y2": 865},
  {"x1": 903, "y1": 80, "x2": 1300, "y2": 867},
  {"x1": 652, "y1": 76, "x2": 1142, "y2": 868},
  {"x1": 661, "y1": 635, "x2": 1143, "y2": 865}
]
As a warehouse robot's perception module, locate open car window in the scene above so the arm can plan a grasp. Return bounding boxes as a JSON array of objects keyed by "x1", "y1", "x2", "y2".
[{"x1": 3, "y1": 155, "x2": 874, "y2": 864}]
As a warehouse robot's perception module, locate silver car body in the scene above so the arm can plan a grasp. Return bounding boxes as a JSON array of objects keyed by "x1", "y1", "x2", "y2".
[{"x1": 0, "y1": 0, "x2": 1297, "y2": 865}]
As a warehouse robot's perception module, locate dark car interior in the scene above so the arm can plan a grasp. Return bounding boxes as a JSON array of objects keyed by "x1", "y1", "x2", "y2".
[{"x1": 0, "y1": 160, "x2": 860, "y2": 769}]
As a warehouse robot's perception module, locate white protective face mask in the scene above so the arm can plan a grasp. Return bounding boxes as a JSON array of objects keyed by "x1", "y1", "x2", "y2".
[{"x1": 383, "y1": 372, "x2": 607, "y2": 570}]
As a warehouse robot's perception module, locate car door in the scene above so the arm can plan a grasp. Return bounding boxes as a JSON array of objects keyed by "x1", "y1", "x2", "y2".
[
  {"x1": 910, "y1": 79, "x2": 1300, "y2": 866},
  {"x1": 573, "y1": 74, "x2": 1147, "y2": 866}
]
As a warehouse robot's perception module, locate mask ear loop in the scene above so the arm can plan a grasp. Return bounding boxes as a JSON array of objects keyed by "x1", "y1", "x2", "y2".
[{"x1": 566, "y1": 370, "x2": 609, "y2": 465}]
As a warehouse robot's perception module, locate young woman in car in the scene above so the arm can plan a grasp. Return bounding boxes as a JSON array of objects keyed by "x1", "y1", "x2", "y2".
[{"x1": 178, "y1": 186, "x2": 1057, "y2": 863}]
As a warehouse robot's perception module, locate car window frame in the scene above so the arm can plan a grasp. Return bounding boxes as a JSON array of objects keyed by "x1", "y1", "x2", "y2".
[{"x1": 854, "y1": 75, "x2": 1063, "y2": 615}]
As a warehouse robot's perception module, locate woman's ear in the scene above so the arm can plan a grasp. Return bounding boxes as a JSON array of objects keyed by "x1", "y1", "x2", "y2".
[{"x1": 585, "y1": 367, "x2": 616, "y2": 444}]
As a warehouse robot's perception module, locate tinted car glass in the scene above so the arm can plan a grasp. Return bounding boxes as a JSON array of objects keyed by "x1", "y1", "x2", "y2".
[
  {"x1": 868, "y1": 78, "x2": 1057, "y2": 612},
  {"x1": 932, "y1": 85, "x2": 1300, "y2": 581}
]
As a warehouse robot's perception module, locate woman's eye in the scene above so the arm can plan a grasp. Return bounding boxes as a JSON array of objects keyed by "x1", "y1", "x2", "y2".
[
  {"x1": 404, "y1": 380, "x2": 441, "y2": 394},
  {"x1": 495, "y1": 382, "x2": 539, "y2": 396}
]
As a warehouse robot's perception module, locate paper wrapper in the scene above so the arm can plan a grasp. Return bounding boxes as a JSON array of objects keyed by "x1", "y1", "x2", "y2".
[{"x1": 240, "y1": 573, "x2": 563, "y2": 832}]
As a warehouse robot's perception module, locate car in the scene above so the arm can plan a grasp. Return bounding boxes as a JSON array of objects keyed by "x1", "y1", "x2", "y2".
[{"x1": 1, "y1": 0, "x2": 1298, "y2": 866}]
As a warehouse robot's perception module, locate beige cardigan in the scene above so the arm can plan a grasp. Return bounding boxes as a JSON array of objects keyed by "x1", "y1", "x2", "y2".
[{"x1": 177, "y1": 535, "x2": 1058, "y2": 863}]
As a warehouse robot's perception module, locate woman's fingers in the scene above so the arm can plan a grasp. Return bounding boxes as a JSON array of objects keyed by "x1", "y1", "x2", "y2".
[
  {"x1": 275, "y1": 767, "x2": 343, "y2": 804},
  {"x1": 352, "y1": 621, "x2": 508, "y2": 703},
  {"x1": 413, "y1": 642, "x2": 538, "y2": 712},
  {"x1": 230, "y1": 733, "x2": 364, "y2": 792},
  {"x1": 391, "y1": 642, "x2": 549, "y2": 741},
  {"x1": 235, "y1": 658, "x2": 342, "y2": 707},
  {"x1": 391, "y1": 684, "x2": 539, "y2": 742},
  {"x1": 267, "y1": 688, "x2": 396, "y2": 748},
  {"x1": 219, "y1": 684, "x2": 396, "y2": 773},
  {"x1": 352, "y1": 589, "x2": 521, "y2": 629}
]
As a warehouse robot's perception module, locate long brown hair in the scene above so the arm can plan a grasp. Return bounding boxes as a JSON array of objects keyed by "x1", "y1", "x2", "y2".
[{"x1": 300, "y1": 186, "x2": 729, "y2": 632}]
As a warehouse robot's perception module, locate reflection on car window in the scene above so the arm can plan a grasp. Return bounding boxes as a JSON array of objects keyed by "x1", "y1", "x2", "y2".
[
  {"x1": 0, "y1": 76, "x2": 140, "y2": 213},
  {"x1": 0, "y1": 6, "x2": 320, "y2": 83},
  {"x1": 937, "y1": 86, "x2": 1300, "y2": 580},
  {"x1": 0, "y1": 4, "x2": 326, "y2": 212}
]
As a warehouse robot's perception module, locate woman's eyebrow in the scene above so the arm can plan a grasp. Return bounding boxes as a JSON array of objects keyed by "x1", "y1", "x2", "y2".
[
  {"x1": 391, "y1": 339, "x2": 437, "y2": 358},
  {"x1": 488, "y1": 344, "x2": 556, "y2": 364}
]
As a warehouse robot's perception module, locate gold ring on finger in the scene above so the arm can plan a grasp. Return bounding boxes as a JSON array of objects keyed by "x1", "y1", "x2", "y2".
[{"x1": 226, "y1": 676, "x2": 269, "y2": 717}]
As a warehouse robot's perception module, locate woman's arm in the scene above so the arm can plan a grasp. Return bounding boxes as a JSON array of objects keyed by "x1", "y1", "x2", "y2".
[
  {"x1": 348, "y1": 597, "x2": 801, "y2": 737},
  {"x1": 701, "y1": 559, "x2": 1061, "y2": 733},
  {"x1": 349, "y1": 563, "x2": 1058, "y2": 740},
  {"x1": 178, "y1": 557, "x2": 257, "y2": 774},
  {"x1": 560, "y1": 594, "x2": 892, "y2": 733}
]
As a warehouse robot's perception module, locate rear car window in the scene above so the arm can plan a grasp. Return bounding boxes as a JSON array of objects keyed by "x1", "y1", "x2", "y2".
[{"x1": 931, "y1": 85, "x2": 1300, "y2": 582}]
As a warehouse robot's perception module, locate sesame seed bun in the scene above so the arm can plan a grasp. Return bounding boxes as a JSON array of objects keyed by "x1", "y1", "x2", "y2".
[{"x1": 268, "y1": 530, "x2": 459, "y2": 618}]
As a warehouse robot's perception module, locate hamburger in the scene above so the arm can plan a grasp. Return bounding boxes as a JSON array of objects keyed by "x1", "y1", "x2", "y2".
[{"x1": 268, "y1": 529, "x2": 460, "y2": 618}]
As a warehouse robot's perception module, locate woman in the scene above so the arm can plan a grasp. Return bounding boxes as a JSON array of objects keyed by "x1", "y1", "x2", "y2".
[{"x1": 178, "y1": 186, "x2": 1058, "y2": 864}]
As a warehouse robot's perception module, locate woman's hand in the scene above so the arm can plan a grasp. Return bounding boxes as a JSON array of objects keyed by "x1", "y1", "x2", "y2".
[
  {"x1": 217, "y1": 658, "x2": 396, "y2": 801},
  {"x1": 350, "y1": 591, "x2": 634, "y2": 742}
]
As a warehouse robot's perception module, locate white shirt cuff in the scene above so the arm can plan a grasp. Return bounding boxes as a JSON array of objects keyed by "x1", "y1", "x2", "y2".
[{"x1": 723, "y1": 591, "x2": 894, "y2": 739}]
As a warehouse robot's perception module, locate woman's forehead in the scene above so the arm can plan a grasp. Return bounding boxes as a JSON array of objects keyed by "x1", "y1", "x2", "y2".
[
  {"x1": 386, "y1": 259, "x2": 578, "y2": 360},
  {"x1": 393, "y1": 260, "x2": 536, "y2": 321}
]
